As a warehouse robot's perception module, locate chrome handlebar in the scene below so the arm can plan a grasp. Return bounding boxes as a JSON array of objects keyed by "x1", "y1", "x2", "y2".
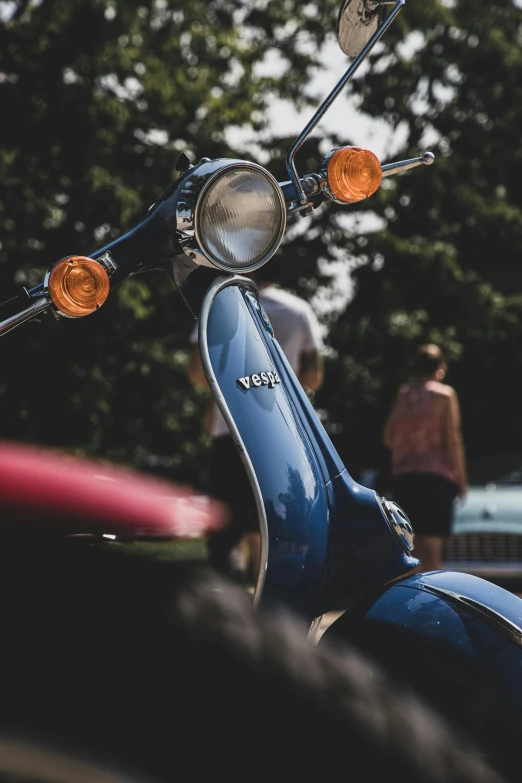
[
  {"x1": 0, "y1": 297, "x2": 49, "y2": 337},
  {"x1": 381, "y1": 151, "x2": 435, "y2": 178}
]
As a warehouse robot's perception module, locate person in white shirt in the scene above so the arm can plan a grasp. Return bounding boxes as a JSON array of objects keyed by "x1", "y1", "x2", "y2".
[{"x1": 188, "y1": 272, "x2": 324, "y2": 584}]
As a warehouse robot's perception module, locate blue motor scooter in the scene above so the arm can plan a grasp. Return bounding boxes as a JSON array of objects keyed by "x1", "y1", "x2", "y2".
[{"x1": 1, "y1": 1, "x2": 521, "y2": 778}]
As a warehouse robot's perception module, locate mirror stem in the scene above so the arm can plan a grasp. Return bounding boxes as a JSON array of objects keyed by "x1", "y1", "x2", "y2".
[{"x1": 285, "y1": 0, "x2": 404, "y2": 210}]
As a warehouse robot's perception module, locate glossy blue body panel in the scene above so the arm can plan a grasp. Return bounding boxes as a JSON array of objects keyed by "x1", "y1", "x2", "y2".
[
  {"x1": 360, "y1": 569, "x2": 522, "y2": 654},
  {"x1": 205, "y1": 281, "x2": 417, "y2": 619},
  {"x1": 320, "y1": 469, "x2": 417, "y2": 612},
  {"x1": 397, "y1": 568, "x2": 522, "y2": 620},
  {"x1": 324, "y1": 569, "x2": 522, "y2": 773},
  {"x1": 206, "y1": 283, "x2": 328, "y2": 616},
  {"x1": 260, "y1": 324, "x2": 345, "y2": 484}
]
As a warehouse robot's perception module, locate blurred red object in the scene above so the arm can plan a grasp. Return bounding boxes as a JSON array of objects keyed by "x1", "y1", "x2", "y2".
[{"x1": 0, "y1": 440, "x2": 228, "y2": 539}]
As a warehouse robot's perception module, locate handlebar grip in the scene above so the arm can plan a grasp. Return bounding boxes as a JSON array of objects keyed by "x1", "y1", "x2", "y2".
[
  {"x1": 0, "y1": 288, "x2": 49, "y2": 337},
  {"x1": 0, "y1": 287, "x2": 33, "y2": 319}
]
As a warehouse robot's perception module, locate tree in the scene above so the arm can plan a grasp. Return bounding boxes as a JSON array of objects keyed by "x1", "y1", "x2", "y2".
[
  {"x1": 0, "y1": 0, "x2": 341, "y2": 482},
  {"x1": 313, "y1": 0, "x2": 522, "y2": 479}
]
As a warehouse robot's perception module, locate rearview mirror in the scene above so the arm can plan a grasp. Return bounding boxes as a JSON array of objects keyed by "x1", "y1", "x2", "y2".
[{"x1": 337, "y1": 0, "x2": 385, "y2": 57}]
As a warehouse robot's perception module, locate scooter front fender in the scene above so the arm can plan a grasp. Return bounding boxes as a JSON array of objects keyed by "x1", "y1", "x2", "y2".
[{"x1": 322, "y1": 569, "x2": 522, "y2": 779}]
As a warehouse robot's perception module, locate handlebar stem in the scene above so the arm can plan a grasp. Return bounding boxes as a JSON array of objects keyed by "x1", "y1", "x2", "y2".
[{"x1": 285, "y1": 0, "x2": 405, "y2": 208}]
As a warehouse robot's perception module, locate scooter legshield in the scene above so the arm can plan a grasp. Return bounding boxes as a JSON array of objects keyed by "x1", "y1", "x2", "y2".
[
  {"x1": 200, "y1": 277, "x2": 329, "y2": 616},
  {"x1": 199, "y1": 277, "x2": 416, "y2": 619},
  {"x1": 322, "y1": 568, "x2": 522, "y2": 780},
  {"x1": 200, "y1": 277, "x2": 522, "y2": 778}
]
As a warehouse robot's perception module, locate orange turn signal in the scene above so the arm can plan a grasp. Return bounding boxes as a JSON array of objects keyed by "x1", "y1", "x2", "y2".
[
  {"x1": 326, "y1": 146, "x2": 382, "y2": 203},
  {"x1": 47, "y1": 256, "x2": 110, "y2": 317}
]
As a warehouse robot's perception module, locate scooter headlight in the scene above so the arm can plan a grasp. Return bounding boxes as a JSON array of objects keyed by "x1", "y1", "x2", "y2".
[{"x1": 177, "y1": 160, "x2": 286, "y2": 273}]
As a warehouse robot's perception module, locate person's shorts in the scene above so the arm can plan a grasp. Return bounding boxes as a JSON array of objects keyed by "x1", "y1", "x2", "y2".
[
  {"x1": 391, "y1": 472, "x2": 458, "y2": 537},
  {"x1": 208, "y1": 434, "x2": 259, "y2": 535}
]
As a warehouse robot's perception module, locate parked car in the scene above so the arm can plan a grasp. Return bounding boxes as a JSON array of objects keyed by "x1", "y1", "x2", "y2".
[{"x1": 444, "y1": 453, "x2": 522, "y2": 593}]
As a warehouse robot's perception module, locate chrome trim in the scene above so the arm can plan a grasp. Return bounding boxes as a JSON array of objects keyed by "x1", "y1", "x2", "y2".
[
  {"x1": 318, "y1": 148, "x2": 342, "y2": 204},
  {"x1": 285, "y1": 0, "x2": 404, "y2": 208},
  {"x1": 308, "y1": 609, "x2": 347, "y2": 644},
  {"x1": 381, "y1": 151, "x2": 434, "y2": 177},
  {"x1": 0, "y1": 297, "x2": 49, "y2": 336},
  {"x1": 96, "y1": 251, "x2": 118, "y2": 276},
  {"x1": 422, "y1": 584, "x2": 522, "y2": 646},
  {"x1": 176, "y1": 159, "x2": 286, "y2": 273},
  {"x1": 199, "y1": 275, "x2": 269, "y2": 606},
  {"x1": 176, "y1": 159, "x2": 239, "y2": 237},
  {"x1": 379, "y1": 496, "x2": 414, "y2": 554}
]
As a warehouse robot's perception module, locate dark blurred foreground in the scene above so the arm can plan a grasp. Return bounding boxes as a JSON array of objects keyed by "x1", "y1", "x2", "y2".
[{"x1": 0, "y1": 535, "x2": 506, "y2": 783}]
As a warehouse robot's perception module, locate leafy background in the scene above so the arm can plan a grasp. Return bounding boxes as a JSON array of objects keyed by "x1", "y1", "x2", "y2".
[{"x1": 1, "y1": 0, "x2": 522, "y2": 492}]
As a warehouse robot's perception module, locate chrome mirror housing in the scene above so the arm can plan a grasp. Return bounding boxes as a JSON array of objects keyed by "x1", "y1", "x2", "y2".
[{"x1": 337, "y1": 0, "x2": 386, "y2": 57}]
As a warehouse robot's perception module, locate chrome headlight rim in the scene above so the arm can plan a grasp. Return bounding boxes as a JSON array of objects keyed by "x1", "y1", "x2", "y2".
[{"x1": 176, "y1": 159, "x2": 287, "y2": 274}]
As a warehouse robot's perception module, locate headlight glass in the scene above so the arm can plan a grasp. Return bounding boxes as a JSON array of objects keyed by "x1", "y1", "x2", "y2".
[{"x1": 195, "y1": 166, "x2": 286, "y2": 272}]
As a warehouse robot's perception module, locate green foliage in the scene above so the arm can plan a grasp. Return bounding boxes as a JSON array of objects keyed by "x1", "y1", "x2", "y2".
[
  {"x1": 0, "y1": 0, "x2": 339, "y2": 485},
  {"x1": 312, "y1": 0, "x2": 522, "y2": 480},
  {"x1": 3, "y1": 0, "x2": 522, "y2": 494}
]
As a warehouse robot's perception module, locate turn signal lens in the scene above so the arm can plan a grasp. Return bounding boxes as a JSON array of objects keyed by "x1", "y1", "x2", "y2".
[
  {"x1": 48, "y1": 256, "x2": 110, "y2": 317},
  {"x1": 326, "y1": 146, "x2": 382, "y2": 203}
]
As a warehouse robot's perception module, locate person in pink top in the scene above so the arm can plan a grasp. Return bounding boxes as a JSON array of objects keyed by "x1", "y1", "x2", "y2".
[{"x1": 383, "y1": 344, "x2": 468, "y2": 572}]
